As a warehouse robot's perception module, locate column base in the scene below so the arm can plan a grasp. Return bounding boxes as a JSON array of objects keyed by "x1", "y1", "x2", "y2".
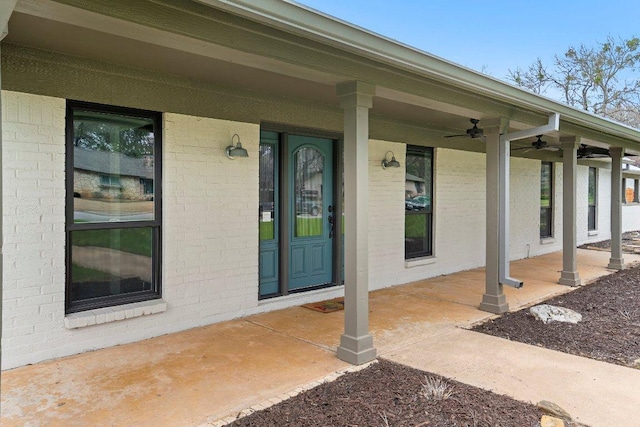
[
  {"x1": 479, "y1": 293, "x2": 509, "y2": 314},
  {"x1": 608, "y1": 257, "x2": 625, "y2": 270},
  {"x1": 558, "y1": 271, "x2": 581, "y2": 287},
  {"x1": 337, "y1": 333, "x2": 376, "y2": 365}
]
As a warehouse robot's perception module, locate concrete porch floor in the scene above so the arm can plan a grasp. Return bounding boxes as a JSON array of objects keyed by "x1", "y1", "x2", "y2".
[{"x1": 3, "y1": 249, "x2": 640, "y2": 427}]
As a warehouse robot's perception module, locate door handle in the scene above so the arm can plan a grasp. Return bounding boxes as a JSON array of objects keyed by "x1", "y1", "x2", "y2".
[{"x1": 327, "y1": 211, "x2": 336, "y2": 239}]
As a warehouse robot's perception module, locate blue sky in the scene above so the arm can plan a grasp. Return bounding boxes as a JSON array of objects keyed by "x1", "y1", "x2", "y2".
[{"x1": 297, "y1": 0, "x2": 640, "y2": 80}]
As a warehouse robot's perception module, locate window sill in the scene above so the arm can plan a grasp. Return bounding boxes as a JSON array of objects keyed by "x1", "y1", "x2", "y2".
[
  {"x1": 64, "y1": 299, "x2": 167, "y2": 329},
  {"x1": 588, "y1": 230, "x2": 599, "y2": 236},
  {"x1": 405, "y1": 256, "x2": 437, "y2": 268},
  {"x1": 540, "y1": 237, "x2": 556, "y2": 245}
]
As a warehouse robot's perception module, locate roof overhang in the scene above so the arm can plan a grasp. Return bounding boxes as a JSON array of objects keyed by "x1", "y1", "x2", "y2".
[{"x1": 5, "y1": 0, "x2": 640, "y2": 156}]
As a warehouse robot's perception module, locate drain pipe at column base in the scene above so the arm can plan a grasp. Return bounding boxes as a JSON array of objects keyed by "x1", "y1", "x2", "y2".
[{"x1": 499, "y1": 113, "x2": 560, "y2": 288}]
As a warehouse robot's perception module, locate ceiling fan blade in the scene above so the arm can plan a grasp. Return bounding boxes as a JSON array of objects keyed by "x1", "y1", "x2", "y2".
[{"x1": 444, "y1": 134, "x2": 468, "y2": 138}]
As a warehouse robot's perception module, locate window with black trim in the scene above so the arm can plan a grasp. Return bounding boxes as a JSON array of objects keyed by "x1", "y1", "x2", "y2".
[
  {"x1": 540, "y1": 161, "x2": 553, "y2": 238},
  {"x1": 405, "y1": 146, "x2": 434, "y2": 259},
  {"x1": 588, "y1": 167, "x2": 597, "y2": 231},
  {"x1": 66, "y1": 101, "x2": 162, "y2": 313}
]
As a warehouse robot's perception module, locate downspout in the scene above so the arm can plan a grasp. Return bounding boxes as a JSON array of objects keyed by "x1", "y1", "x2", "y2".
[{"x1": 499, "y1": 113, "x2": 560, "y2": 288}]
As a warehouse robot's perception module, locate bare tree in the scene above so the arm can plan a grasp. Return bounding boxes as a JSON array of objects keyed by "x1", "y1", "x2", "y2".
[{"x1": 508, "y1": 36, "x2": 640, "y2": 128}]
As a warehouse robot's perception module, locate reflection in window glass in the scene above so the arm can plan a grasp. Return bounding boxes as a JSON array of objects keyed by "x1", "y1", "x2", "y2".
[
  {"x1": 69, "y1": 228, "x2": 153, "y2": 303},
  {"x1": 540, "y1": 162, "x2": 553, "y2": 237},
  {"x1": 405, "y1": 146, "x2": 433, "y2": 259},
  {"x1": 588, "y1": 167, "x2": 597, "y2": 231},
  {"x1": 73, "y1": 110, "x2": 155, "y2": 223},
  {"x1": 295, "y1": 147, "x2": 323, "y2": 237}
]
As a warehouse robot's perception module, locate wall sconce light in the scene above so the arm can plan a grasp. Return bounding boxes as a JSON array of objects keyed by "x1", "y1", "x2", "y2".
[
  {"x1": 381, "y1": 151, "x2": 401, "y2": 169},
  {"x1": 225, "y1": 134, "x2": 249, "y2": 159}
]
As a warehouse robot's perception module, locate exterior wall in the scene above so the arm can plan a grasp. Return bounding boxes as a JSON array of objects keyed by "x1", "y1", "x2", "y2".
[
  {"x1": 162, "y1": 113, "x2": 260, "y2": 330},
  {"x1": 623, "y1": 204, "x2": 640, "y2": 232},
  {"x1": 576, "y1": 166, "x2": 612, "y2": 245},
  {"x1": 1, "y1": 92, "x2": 265, "y2": 369},
  {"x1": 0, "y1": 89, "x2": 630, "y2": 369},
  {"x1": 2, "y1": 91, "x2": 67, "y2": 369}
]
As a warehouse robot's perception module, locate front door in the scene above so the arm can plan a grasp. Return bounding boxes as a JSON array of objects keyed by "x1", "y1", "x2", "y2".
[{"x1": 288, "y1": 135, "x2": 334, "y2": 290}]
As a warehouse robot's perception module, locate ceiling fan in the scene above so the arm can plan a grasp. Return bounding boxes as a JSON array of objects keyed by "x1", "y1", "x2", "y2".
[
  {"x1": 444, "y1": 118, "x2": 484, "y2": 139},
  {"x1": 512, "y1": 135, "x2": 560, "y2": 153},
  {"x1": 577, "y1": 144, "x2": 610, "y2": 159}
]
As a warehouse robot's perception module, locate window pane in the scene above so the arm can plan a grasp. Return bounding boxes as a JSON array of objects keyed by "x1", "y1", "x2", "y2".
[
  {"x1": 70, "y1": 228, "x2": 154, "y2": 303},
  {"x1": 405, "y1": 212, "x2": 432, "y2": 256},
  {"x1": 259, "y1": 143, "x2": 276, "y2": 241},
  {"x1": 405, "y1": 146, "x2": 433, "y2": 259},
  {"x1": 540, "y1": 162, "x2": 553, "y2": 238},
  {"x1": 540, "y1": 207, "x2": 552, "y2": 237},
  {"x1": 540, "y1": 162, "x2": 552, "y2": 208},
  {"x1": 294, "y1": 147, "x2": 324, "y2": 237},
  {"x1": 73, "y1": 110, "x2": 156, "y2": 223},
  {"x1": 588, "y1": 167, "x2": 597, "y2": 207}
]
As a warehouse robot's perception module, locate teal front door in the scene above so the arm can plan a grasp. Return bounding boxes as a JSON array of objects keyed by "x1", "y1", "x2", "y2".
[{"x1": 287, "y1": 135, "x2": 334, "y2": 291}]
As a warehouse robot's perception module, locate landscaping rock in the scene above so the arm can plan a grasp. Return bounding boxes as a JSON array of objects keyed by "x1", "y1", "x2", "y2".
[
  {"x1": 541, "y1": 415, "x2": 566, "y2": 427},
  {"x1": 530, "y1": 304, "x2": 582, "y2": 324},
  {"x1": 537, "y1": 400, "x2": 572, "y2": 420}
]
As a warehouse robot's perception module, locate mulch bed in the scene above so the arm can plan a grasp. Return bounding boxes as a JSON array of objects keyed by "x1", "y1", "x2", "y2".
[
  {"x1": 473, "y1": 263, "x2": 640, "y2": 368},
  {"x1": 225, "y1": 359, "x2": 545, "y2": 427},
  {"x1": 223, "y1": 246, "x2": 640, "y2": 427}
]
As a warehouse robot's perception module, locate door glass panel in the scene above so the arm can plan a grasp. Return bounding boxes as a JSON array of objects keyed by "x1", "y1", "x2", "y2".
[
  {"x1": 294, "y1": 147, "x2": 324, "y2": 237},
  {"x1": 259, "y1": 143, "x2": 276, "y2": 240}
]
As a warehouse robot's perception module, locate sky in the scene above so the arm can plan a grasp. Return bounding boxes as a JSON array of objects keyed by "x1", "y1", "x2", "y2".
[{"x1": 296, "y1": 0, "x2": 640, "y2": 81}]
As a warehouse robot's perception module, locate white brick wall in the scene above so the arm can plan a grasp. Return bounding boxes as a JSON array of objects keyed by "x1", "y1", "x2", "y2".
[
  {"x1": 623, "y1": 204, "x2": 640, "y2": 232},
  {"x1": 0, "y1": 90, "x2": 627, "y2": 369},
  {"x1": 2, "y1": 91, "x2": 66, "y2": 370},
  {"x1": 162, "y1": 113, "x2": 260, "y2": 329},
  {"x1": 368, "y1": 140, "x2": 406, "y2": 290}
]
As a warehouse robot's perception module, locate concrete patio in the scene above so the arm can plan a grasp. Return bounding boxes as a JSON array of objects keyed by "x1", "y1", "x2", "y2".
[{"x1": 2, "y1": 249, "x2": 640, "y2": 427}]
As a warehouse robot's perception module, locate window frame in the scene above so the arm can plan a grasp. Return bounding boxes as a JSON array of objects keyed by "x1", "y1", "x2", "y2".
[
  {"x1": 540, "y1": 161, "x2": 553, "y2": 238},
  {"x1": 65, "y1": 100, "x2": 163, "y2": 314},
  {"x1": 588, "y1": 167, "x2": 597, "y2": 231},
  {"x1": 405, "y1": 145, "x2": 434, "y2": 260}
]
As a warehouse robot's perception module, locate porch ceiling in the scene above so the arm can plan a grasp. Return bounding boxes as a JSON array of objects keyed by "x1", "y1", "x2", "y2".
[{"x1": 5, "y1": 0, "x2": 640, "y2": 157}]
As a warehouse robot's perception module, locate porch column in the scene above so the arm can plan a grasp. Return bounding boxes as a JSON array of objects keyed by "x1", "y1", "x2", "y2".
[
  {"x1": 608, "y1": 147, "x2": 625, "y2": 270},
  {"x1": 634, "y1": 179, "x2": 639, "y2": 203},
  {"x1": 480, "y1": 118, "x2": 510, "y2": 314},
  {"x1": 559, "y1": 137, "x2": 581, "y2": 286},
  {"x1": 336, "y1": 81, "x2": 376, "y2": 365}
]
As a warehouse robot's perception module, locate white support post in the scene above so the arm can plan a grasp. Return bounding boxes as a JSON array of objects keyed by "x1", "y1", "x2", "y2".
[
  {"x1": 609, "y1": 147, "x2": 625, "y2": 270},
  {"x1": 559, "y1": 137, "x2": 581, "y2": 286},
  {"x1": 336, "y1": 81, "x2": 376, "y2": 365},
  {"x1": 480, "y1": 118, "x2": 510, "y2": 314}
]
